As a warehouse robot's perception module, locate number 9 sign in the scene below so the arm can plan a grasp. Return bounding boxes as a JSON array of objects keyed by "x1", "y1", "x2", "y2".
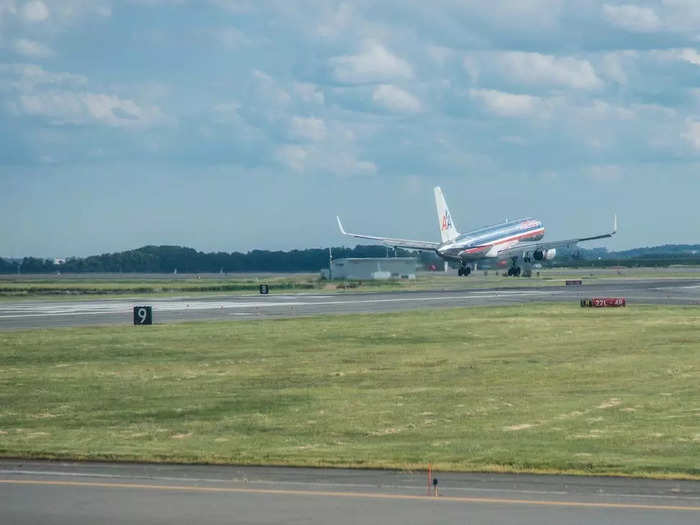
[{"x1": 133, "y1": 306, "x2": 152, "y2": 325}]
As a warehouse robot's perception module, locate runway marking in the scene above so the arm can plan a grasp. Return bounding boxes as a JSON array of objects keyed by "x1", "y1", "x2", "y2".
[
  {"x1": 5, "y1": 469, "x2": 700, "y2": 501},
  {"x1": 0, "y1": 291, "x2": 554, "y2": 319},
  {"x1": 1, "y1": 479, "x2": 699, "y2": 511},
  {"x1": 0, "y1": 469, "x2": 568, "y2": 496}
]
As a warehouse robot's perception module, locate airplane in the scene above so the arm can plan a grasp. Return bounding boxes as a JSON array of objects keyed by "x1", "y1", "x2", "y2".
[{"x1": 336, "y1": 186, "x2": 616, "y2": 276}]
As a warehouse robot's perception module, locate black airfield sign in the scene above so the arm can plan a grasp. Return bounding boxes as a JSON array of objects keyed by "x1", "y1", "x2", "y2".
[
  {"x1": 133, "y1": 306, "x2": 153, "y2": 325},
  {"x1": 259, "y1": 284, "x2": 269, "y2": 295}
]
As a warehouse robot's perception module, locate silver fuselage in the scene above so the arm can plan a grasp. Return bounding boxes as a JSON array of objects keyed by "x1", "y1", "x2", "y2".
[{"x1": 437, "y1": 217, "x2": 544, "y2": 261}]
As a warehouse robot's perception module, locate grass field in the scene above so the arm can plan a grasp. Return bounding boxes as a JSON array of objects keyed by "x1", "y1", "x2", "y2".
[
  {"x1": 0, "y1": 275, "x2": 320, "y2": 297},
  {"x1": 1, "y1": 304, "x2": 699, "y2": 478}
]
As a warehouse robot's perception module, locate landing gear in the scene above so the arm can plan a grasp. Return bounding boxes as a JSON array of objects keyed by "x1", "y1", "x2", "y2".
[
  {"x1": 458, "y1": 265, "x2": 472, "y2": 277},
  {"x1": 507, "y1": 257, "x2": 521, "y2": 277}
]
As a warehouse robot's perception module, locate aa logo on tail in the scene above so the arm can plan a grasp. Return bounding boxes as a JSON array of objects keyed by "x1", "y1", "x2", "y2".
[{"x1": 441, "y1": 212, "x2": 452, "y2": 231}]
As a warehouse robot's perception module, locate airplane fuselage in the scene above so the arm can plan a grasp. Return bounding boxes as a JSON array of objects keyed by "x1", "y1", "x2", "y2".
[{"x1": 437, "y1": 217, "x2": 544, "y2": 261}]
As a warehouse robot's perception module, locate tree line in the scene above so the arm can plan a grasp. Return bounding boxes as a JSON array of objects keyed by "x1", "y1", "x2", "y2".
[
  {"x1": 0, "y1": 245, "x2": 423, "y2": 274},
  {"x1": 2, "y1": 243, "x2": 699, "y2": 274}
]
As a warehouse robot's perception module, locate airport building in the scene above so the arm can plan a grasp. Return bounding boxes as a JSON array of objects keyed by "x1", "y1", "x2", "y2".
[{"x1": 322, "y1": 257, "x2": 417, "y2": 280}]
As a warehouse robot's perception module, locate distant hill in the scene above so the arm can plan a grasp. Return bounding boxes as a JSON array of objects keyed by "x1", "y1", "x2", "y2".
[
  {"x1": 556, "y1": 244, "x2": 700, "y2": 268},
  {"x1": 603, "y1": 244, "x2": 700, "y2": 258}
]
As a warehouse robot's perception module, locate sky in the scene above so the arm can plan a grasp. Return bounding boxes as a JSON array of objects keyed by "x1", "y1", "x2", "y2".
[{"x1": 1, "y1": 0, "x2": 699, "y2": 258}]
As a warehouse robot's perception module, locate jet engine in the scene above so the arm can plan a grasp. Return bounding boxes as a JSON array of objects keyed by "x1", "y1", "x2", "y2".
[{"x1": 533, "y1": 248, "x2": 556, "y2": 261}]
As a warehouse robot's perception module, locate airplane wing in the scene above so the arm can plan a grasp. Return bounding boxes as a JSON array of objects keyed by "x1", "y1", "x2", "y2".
[
  {"x1": 336, "y1": 216, "x2": 441, "y2": 251},
  {"x1": 496, "y1": 215, "x2": 617, "y2": 259}
]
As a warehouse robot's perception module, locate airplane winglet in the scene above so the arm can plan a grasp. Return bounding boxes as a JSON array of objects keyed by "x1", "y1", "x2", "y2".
[
  {"x1": 336, "y1": 216, "x2": 347, "y2": 235},
  {"x1": 613, "y1": 213, "x2": 618, "y2": 235}
]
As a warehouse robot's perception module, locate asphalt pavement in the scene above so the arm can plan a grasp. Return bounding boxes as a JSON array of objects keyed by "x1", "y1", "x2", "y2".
[
  {"x1": 1, "y1": 461, "x2": 699, "y2": 524},
  {"x1": 0, "y1": 278, "x2": 698, "y2": 330}
]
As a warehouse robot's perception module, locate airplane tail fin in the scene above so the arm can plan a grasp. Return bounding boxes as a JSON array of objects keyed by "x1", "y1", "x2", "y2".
[{"x1": 434, "y1": 186, "x2": 459, "y2": 243}]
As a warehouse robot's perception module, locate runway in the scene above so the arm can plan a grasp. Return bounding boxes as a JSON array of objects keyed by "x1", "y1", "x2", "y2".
[
  {"x1": 1, "y1": 278, "x2": 699, "y2": 330},
  {"x1": 0, "y1": 460, "x2": 698, "y2": 524}
]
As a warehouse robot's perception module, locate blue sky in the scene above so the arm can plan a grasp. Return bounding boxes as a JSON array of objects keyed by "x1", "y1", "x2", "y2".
[{"x1": 1, "y1": 0, "x2": 699, "y2": 257}]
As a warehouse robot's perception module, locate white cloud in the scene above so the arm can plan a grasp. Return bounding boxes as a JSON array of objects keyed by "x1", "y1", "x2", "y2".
[
  {"x1": 494, "y1": 52, "x2": 603, "y2": 89},
  {"x1": 0, "y1": 64, "x2": 87, "y2": 91},
  {"x1": 600, "y1": 51, "x2": 638, "y2": 85},
  {"x1": 213, "y1": 26, "x2": 251, "y2": 49},
  {"x1": 481, "y1": 0, "x2": 563, "y2": 27},
  {"x1": 0, "y1": 0, "x2": 110, "y2": 30},
  {"x1": 426, "y1": 44, "x2": 454, "y2": 66},
  {"x1": 207, "y1": 102, "x2": 241, "y2": 126},
  {"x1": 682, "y1": 120, "x2": 700, "y2": 150},
  {"x1": 586, "y1": 164, "x2": 624, "y2": 182},
  {"x1": 21, "y1": 0, "x2": 48, "y2": 22},
  {"x1": 500, "y1": 135, "x2": 527, "y2": 145},
  {"x1": 52, "y1": 0, "x2": 111, "y2": 19},
  {"x1": 276, "y1": 140, "x2": 376, "y2": 177},
  {"x1": 2, "y1": 1, "x2": 698, "y2": 186},
  {"x1": 317, "y1": 2, "x2": 354, "y2": 38},
  {"x1": 293, "y1": 82, "x2": 324, "y2": 105},
  {"x1": 678, "y1": 48, "x2": 700, "y2": 65},
  {"x1": 650, "y1": 48, "x2": 700, "y2": 70},
  {"x1": 213, "y1": 101, "x2": 239, "y2": 115},
  {"x1": 330, "y1": 40, "x2": 413, "y2": 83},
  {"x1": 276, "y1": 144, "x2": 308, "y2": 172},
  {"x1": 0, "y1": 1, "x2": 18, "y2": 21},
  {"x1": 129, "y1": 0, "x2": 187, "y2": 4},
  {"x1": 332, "y1": 153, "x2": 376, "y2": 176},
  {"x1": 372, "y1": 84, "x2": 422, "y2": 113},
  {"x1": 661, "y1": 0, "x2": 700, "y2": 32},
  {"x1": 462, "y1": 55, "x2": 480, "y2": 84},
  {"x1": 209, "y1": 0, "x2": 256, "y2": 14},
  {"x1": 13, "y1": 38, "x2": 54, "y2": 58},
  {"x1": 602, "y1": 4, "x2": 660, "y2": 32},
  {"x1": 469, "y1": 89, "x2": 544, "y2": 118},
  {"x1": 658, "y1": 48, "x2": 700, "y2": 66},
  {"x1": 289, "y1": 116, "x2": 326, "y2": 141},
  {"x1": 17, "y1": 91, "x2": 166, "y2": 128},
  {"x1": 577, "y1": 100, "x2": 635, "y2": 121},
  {"x1": 252, "y1": 69, "x2": 291, "y2": 105}
]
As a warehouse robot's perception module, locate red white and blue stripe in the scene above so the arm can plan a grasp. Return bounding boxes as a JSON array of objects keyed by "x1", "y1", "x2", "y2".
[{"x1": 438, "y1": 218, "x2": 544, "y2": 260}]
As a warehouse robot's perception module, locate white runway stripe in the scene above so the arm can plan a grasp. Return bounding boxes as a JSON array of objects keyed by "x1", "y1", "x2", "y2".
[{"x1": 0, "y1": 291, "x2": 554, "y2": 319}]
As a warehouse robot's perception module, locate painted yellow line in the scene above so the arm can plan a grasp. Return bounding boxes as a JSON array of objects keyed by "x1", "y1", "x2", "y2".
[{"x1": 1, "y1": 479, "x2": 699, "y2": 512}]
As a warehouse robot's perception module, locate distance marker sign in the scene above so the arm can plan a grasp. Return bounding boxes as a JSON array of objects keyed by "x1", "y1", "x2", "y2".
[{"x1": 133, "y1": 306, "x2": 153, "y2": 325}]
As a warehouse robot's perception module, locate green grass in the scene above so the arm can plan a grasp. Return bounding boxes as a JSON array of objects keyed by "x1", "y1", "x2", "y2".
[
  {"x1": 1, "y1": 304, "x2": 699, "y2": 478},
  {"x1": 0, "y1": 276, "x2": 318, "y2": 297}
]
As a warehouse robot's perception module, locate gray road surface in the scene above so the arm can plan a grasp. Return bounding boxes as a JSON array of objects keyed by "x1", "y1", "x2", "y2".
[
  {"x1": 0, "y1": 461, "x2": 698, "y2": 524},
  {"x1": 1, "y1": 279, "x2": 699, "y2": 330}
]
